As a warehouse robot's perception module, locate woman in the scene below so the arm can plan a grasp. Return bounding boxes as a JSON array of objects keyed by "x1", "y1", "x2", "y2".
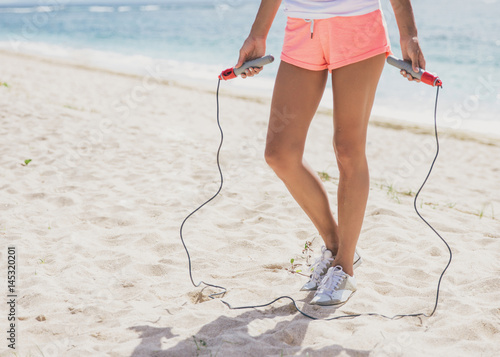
[{"x1": 236, "y1": 0, "x2": 425, "y2": 305}]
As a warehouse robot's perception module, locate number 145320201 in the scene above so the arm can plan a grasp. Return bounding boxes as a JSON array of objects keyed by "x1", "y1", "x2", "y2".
[{"x1": 7, "y1": 246, "x2": 16, "y2": 293}]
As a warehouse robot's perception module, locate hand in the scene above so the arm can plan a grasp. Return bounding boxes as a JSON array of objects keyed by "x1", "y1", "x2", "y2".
[
  {"x1": 399, "y1": 36, "x2": 426, "y2": 82},
  {"x1": 235, "y1": 35, "x2": 266, "y2": 79}
]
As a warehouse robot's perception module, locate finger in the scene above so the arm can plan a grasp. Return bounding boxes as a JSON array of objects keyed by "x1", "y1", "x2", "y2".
[
  {"x1": 419, "y1": 53, "x2": 426, "y2": 71},
  {"x1": 250, "y1": 67, "x2": 262, "y2": 76},
  {"x1": 235, "y1": 50, "x2": 246, "y2": 69},
  {"x1": 410, "y1": 51, "x2": 420, "y2": 73},
  {"x1": 253, "y1": 67, "x2": 263, "y2": 75},
  {"x1": 409, "y1": 75, "x2": 421, "y2": 83}
]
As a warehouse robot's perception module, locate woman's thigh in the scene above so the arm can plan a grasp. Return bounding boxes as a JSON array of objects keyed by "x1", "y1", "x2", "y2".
[
  {"x1": 266, "y1": 61, "x2": 328, "y2": 159},
  {"x1": 331, "y1": 53, "x2": 386, "y2": 156}
]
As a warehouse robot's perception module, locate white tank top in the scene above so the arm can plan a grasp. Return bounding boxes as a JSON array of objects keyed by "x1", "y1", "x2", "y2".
[{"x1": 283, "y1": 0, "x2": 381, "y2": 19}]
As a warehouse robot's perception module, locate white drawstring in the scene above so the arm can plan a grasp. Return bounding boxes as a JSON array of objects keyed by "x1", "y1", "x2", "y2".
[{"x1": 304, "y1": 19, "x2": 314, "y2": 39}]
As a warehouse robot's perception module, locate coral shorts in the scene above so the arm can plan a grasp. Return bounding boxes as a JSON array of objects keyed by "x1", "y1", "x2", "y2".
[{"x1": 281, "y1": 9, "x2": 392, "y2": 72}]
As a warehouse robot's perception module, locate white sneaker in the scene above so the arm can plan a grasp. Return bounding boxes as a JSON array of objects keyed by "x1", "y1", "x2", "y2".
[
  {"x1": 300, "y1": 246, "x2": 362, "y2": 291},
  {"x1": 310, "y1": 265, "x2": 357, "y2": 306},
  {"x1": 300, "y1": 246, "x2": 334, "y2": 291}
]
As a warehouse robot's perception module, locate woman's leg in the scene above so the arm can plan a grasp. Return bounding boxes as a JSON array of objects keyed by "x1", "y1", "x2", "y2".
[
  {"x1": 264, "y1": 61, "x2": 341, "y2": 252},
  {"x1": 330, "y1": 53, "x2": 386, "y2": 276}
]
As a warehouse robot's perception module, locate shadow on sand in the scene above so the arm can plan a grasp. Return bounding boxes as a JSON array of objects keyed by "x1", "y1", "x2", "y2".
[{"x1": 128, "y1": 294, "x2": 370, "y2": 356}]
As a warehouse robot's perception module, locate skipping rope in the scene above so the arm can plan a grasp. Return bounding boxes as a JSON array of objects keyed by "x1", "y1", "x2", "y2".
[{"x1": 179, "y1": 59, "x2": 452, "y2": 321}]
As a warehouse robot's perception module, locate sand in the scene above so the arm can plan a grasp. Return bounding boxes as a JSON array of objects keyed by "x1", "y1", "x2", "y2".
[{"x1": 1, "y1": 50, "x2": 499, "y2": 356}]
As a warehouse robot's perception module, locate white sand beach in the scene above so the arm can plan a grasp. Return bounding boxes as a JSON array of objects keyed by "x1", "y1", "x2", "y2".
[{"x1": 1, "y1": 50, "x2": 499, "y2": 356}]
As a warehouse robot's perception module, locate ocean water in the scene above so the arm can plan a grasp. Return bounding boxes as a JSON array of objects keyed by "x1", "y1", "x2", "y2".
[{"x1": 0, "y1": 0, "x2": 499, "y2": 135}]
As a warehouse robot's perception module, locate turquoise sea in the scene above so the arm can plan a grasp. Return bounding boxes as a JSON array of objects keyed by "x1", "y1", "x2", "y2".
[{"x1": 0, "y1": 0, "x2": 499, "y2": 134}]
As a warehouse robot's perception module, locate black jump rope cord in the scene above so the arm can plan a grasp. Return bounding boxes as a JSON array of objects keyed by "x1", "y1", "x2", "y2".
[{"x1": 179, "y1": 80, "x2": 452, "y2": 320}]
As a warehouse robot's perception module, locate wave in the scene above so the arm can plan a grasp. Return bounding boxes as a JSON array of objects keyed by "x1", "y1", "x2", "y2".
[
  {"x1": 140, "y1": 5, "x2": 160, "y2": 12},
  {"x1": 117, "y1": 6, "x2": 131, "y2": 13},
  {"x1": 88, "y1": 6, "x2": 114, "y2": 13},
  {"x1": 36, "y1": 6, "x2": 54, "y2": 13},
  {"x1": 0, "y1": 7, "x2": 36, "y2": 14}
]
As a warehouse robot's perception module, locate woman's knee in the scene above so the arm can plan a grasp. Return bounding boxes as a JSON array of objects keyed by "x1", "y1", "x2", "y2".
[
  {"x1": 333, "y1": 138, "x2": 367, "y2": 173},
  {"x1": 264, "y1": 145, "x2": 286, "y2": 170},
  {"x1": 264, "y1": 145, "x2": 301, "y2": 175}
]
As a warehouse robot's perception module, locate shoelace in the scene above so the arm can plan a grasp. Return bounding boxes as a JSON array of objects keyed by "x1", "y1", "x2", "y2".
[
  {"x1": 317, "y1": 267, "x2": 345, "y2": 295},
  {"x1": 309, "y1": 248, "x2": 333, "y2": 282}
]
